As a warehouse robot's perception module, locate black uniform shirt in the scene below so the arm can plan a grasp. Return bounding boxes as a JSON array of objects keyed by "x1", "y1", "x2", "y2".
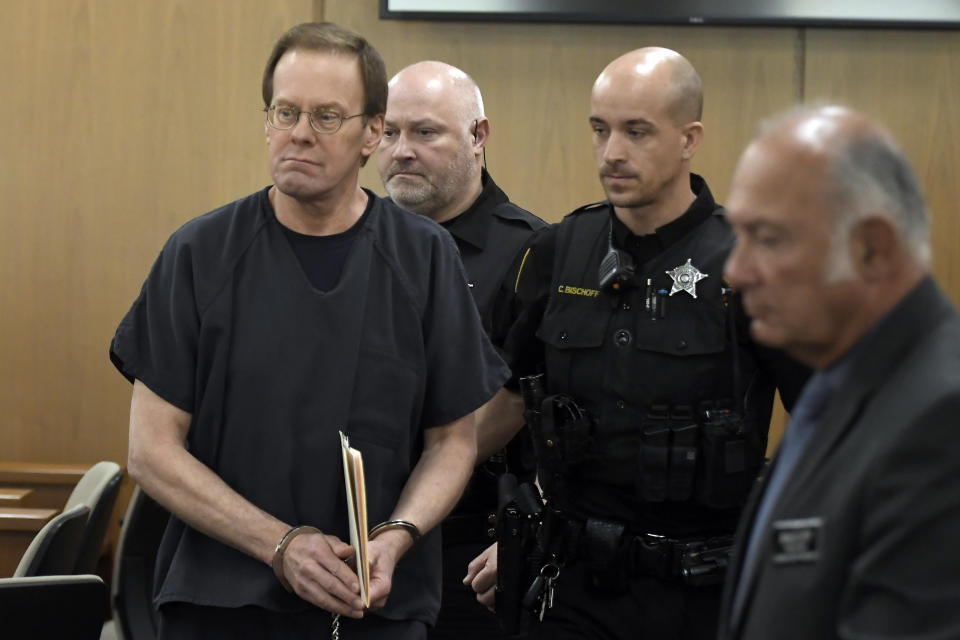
[
  {"x1": 441, "y1": 169, "x2": 547, "y2": 342},
  {"x1": 505, "y1": 176, "x2": 803, "y2": 397},
  {"x1": 502, "y1": 175, "x2": 809, "y2": 534}
]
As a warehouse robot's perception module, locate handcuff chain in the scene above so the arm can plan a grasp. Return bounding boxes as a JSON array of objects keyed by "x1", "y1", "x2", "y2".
[{"x1": 331, "y1": 612, "x2": 341, "y2": 640}]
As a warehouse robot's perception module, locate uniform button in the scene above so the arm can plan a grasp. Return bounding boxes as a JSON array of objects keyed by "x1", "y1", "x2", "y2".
[
  {"x1": 559, "y1": 331, "x2": 568, "y2": 342},
  {"x1": 616, "y1": 400, "x2": 626, "y2": 410},
  {"x1": 487, "y1": 527, "x2": 496, "y2": 538},
  {"x1": 614, "y1": 329, "x2": 632, "y2": 347},
  {"x1": 487, "y1": 513, "x2": 497, "y2": 525},
  {"x1": 677, "y1": 340, "x2": 688, "y2": 350}
]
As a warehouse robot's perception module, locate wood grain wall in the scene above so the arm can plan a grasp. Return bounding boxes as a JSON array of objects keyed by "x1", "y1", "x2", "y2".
[
  {"x1": 0, "y1": 0, "x2": 315, "y2": 465},
  {"x1": 804, "y1": 29, "x2": 960, "y2": 297},
  {"x1": 331, "y1": 2, "x2": 802, "y2": 221},
  {"x1": 2, "y1": 0, "x2": 958, "y2": 464}
]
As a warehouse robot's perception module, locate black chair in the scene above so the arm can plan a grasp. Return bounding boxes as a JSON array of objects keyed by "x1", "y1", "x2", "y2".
[
  {"x1": 14, "y1": 503, "x2": 90, "y2": 577},
  {"x1": 108, "y1": 486, "x2": 169, "y2": 640},
  {"x1": 0, "y1": 574, "x2": 109, "y2": 639}
]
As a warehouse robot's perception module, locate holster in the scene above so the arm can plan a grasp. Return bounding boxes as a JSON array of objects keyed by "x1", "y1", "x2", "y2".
[
  {"x1": 528, "y1": 393, "x2": 593, "y2": 497},
  {"x1": 581, "y1": 517, "x2": 627, "y2": 593},
  {"x1": 495, "y1": 474, "x2": 543, "y2": 637}
]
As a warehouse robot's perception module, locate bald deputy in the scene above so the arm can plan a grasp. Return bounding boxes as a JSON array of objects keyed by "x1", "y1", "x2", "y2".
[
  {"x1": 464, "y1": 47, "x2": 808, "y2": 639},
  {"x1": 377, "y1": 61, "x2": 545, "y2": 639}
]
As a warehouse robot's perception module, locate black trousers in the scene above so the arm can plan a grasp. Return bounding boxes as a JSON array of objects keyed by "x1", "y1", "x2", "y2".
[
  {"x1": 158, "y1": 602, "x2": 427, "y2": 640},
  {"x1": 429, "y1": 539, "x2": 506, "y2": 639},
  {"x1": 527, "y1": 561, "x2": 721, "y2": 640}
]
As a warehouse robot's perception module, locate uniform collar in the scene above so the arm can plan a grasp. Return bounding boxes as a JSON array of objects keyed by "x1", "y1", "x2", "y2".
[
  {"x1": 611, "y1": 173, "x2": 717, "y2": 253},
  {"x1": 440, "y1": 169, "x2": 509, "y2": 251}
]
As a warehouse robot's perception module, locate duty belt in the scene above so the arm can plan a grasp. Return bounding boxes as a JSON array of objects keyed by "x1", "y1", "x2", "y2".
[
  {"x1": 566, "y1": 515, "x2": 734, "y2": 585},
  {"x1": 627, "y1": 533, "x2": 731, "y2": 582}
]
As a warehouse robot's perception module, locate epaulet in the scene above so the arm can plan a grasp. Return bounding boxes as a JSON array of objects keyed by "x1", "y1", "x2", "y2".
[{"x1": 563, "y1": 201, "x2": 607, "y2": 219}]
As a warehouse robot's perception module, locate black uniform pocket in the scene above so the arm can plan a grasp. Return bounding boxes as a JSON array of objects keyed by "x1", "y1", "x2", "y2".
[
  {"x1": 536, "y1": 300, "x2": 606, "y2": 395},
  {"x1": 637, "y1": 408, "x2": 701, "y2": 503},
  {"x1": 697, "y1": 417, "x2": 760, "y2": 509},
  {"x1": 632, "y1": 285, "x2": 725, "y2": 356},
  {"x1": 621, "y1": 285, "x2": 728, "y2": 408}
]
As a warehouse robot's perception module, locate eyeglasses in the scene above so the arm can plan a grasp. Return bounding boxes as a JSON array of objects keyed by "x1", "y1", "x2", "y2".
[{"x1": 264, "y1": 104, "x2": 365, "y2": 134}]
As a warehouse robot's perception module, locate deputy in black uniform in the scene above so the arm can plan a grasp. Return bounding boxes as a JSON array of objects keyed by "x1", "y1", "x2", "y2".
[
  {"x1": 465, "y1": 48, "x2": 808, "y2": 639},
  {"x1": 378, "y1": 61, "x2": 546, "y2": 639}
]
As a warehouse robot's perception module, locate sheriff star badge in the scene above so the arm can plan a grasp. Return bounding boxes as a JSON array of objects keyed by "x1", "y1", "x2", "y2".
[{"x1": 666, "y1": 258, "x2": 708, "y2": 298}]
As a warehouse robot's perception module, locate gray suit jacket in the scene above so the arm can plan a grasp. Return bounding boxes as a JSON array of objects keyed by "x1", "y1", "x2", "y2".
[{"x1": 719, "y1": 277, "x2": 960, "y2": 640}]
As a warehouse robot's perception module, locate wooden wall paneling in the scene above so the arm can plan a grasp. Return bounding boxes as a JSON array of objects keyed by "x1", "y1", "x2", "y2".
[
  {"x1": 0, "y1": 489, "x2": 33, "y2": 508},
  {"x1": 804, "y1": 29, "x2": 960, "y2": 306},
  {"x1": 0, "y1": 0, "x2": 314, "y2": 464},
  {"x1": 13, "y1": 1, "x2": 951, "y2": 474},
  {"x1": 326, "y1": 0, "x2": 799, "y2": 221}
]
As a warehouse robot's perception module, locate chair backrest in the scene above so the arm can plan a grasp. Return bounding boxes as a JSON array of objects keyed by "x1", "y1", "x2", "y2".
[
  {"x1": 65, "y1": 460, "x2": 124, "y2": 573},
  {"x1": 14, "y1": 503, "x2": 90, "y2": 577},
  {"x1": 111, "y1": 486, "x2": 169, "y2": 640},
  {"x1": 0, "y1": 574, "x2": 109, "y2": 639}
]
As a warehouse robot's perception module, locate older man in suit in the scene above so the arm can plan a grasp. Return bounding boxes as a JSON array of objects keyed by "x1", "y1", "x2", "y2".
[{"x1": 719, "y1": 105, "x2": 960, "y2": 639}]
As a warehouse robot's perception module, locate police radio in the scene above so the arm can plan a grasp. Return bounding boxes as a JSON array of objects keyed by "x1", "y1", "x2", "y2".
[{"x1": 598, "y1": 225, "x2": 635, "y2": 291}]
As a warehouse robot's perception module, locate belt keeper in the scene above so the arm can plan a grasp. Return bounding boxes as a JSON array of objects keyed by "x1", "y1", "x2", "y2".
[
  {"x1": 369, "y1": 519, "x2": 422, "y2": 544},
  {"x1": 272, "y1": 525, "x2": 321, "y2": 592}
]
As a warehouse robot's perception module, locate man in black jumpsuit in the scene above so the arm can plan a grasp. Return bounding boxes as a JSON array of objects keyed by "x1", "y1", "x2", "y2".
[
  {"x1": 378, "y1": 60, "x2": 546, "y2": 639},
  {"x1": 111, "y1": 23, "x2": 507, "y2": 640},
  {"x1": 465, "y1": 47, "x2": 807, "y2": 639}
]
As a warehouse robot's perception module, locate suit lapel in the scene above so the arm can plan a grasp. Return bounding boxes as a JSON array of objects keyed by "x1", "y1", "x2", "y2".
[
  {"x1": 721, "y1": 450, "x2": 781, "y2": 638},
  {"x1": 723, "y1": 277, "x2": 949, "y2": 638}
]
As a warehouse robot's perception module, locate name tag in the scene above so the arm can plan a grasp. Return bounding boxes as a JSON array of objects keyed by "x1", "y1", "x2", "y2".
[{"x1": 771, "y1": 517, "x2": 823, "y2": 564}]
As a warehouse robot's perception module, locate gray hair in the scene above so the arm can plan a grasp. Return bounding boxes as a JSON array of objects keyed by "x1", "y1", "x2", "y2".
[
  {"x1": 829, "y1": 134, "x2": 930, "y2": 265},
  {"x1": 764, "y1": 105, "x2": 930, "y2": 266}
]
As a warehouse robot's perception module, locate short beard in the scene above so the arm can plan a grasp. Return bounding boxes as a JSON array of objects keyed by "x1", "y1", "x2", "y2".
[
  {"x1": 386, "y1": 145, "x2": 478, "y2": 219},
  {"x1": 385, "y1": 177, "x2": 433, "y2": 210}
]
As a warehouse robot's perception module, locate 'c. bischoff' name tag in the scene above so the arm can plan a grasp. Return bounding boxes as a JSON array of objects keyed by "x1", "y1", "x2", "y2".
[
  {"x1": 771, "y1": 517, "x2": 823, "y2": 564},
  {"x1": 557, "y1": 284, "x2": 600, "y2": 297}
]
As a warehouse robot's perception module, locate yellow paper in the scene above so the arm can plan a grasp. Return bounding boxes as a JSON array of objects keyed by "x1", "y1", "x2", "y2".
[{"x1": 339, "y1": 430, "x2": 370, "y2": 607}]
